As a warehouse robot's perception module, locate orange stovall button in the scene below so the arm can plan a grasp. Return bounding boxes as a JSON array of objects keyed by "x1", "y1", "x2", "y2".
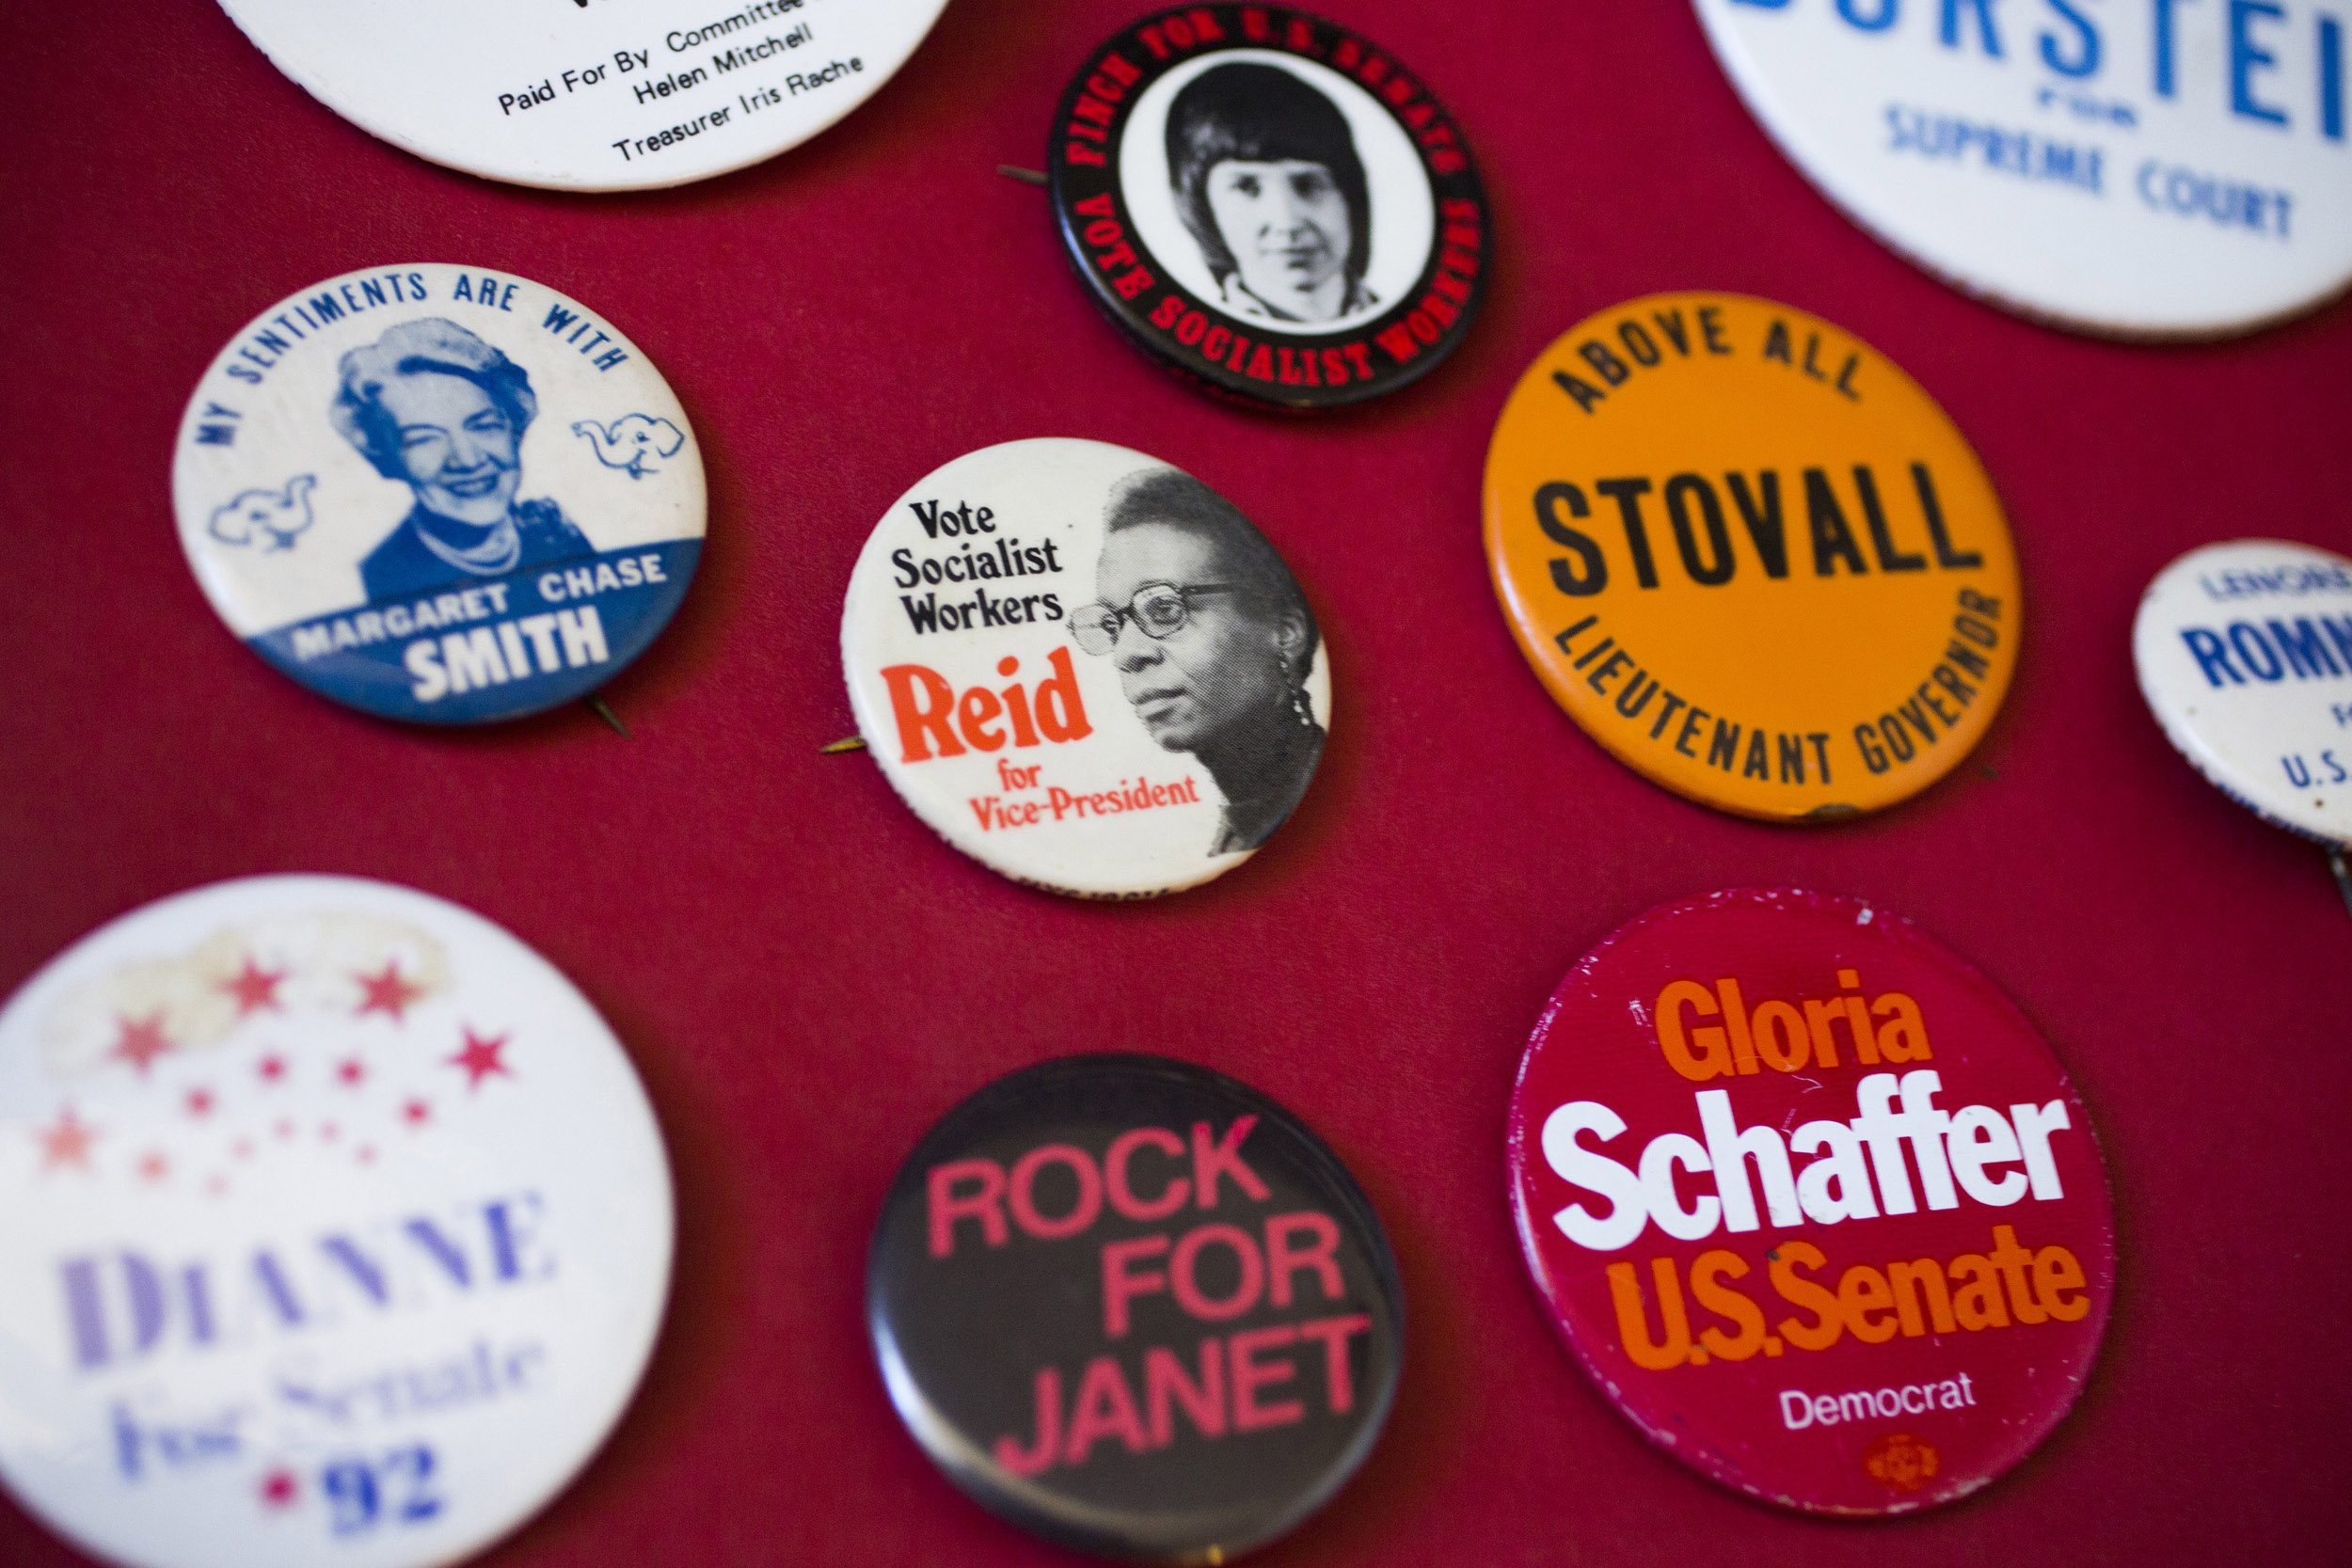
[{"x1": 1483, "y1": 293, "x2": 2019, "y2": 821}]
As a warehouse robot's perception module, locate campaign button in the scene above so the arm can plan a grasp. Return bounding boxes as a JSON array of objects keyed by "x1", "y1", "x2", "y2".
[
  {"x1": 1507, "y1": 889, "x2": 2114, "y2": 1515},
  {"x1": 174, "y1": 265, "x2": 705, "y2": 725},
  {"x1": 867, "y1": 1054, "x2": 1402, "y2": 1561},
  {"x1": 0, "y1": 875, "x2": 674, "y2": 1568},
  {"x1": 1484, "y1": 293, "x2": 2020, "y2": 821},
  {"x1": 1046, "y1": 5, "x2": 1490, "y2": 408},
  {"x1": 2134, "y1": 539, "x2": 2352, "y2": 845},
  {"x1": 1692, "y1": 0, "x2": 2352, "y2": 338},
  {"x1": 215, "y1": 0, "x2": 950, "y2": 191},
  {"x1": 841, "y1": 438, "x2": 1330, "y2": 897}
]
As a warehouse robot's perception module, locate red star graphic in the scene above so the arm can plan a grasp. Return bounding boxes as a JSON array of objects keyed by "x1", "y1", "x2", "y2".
[
  {"x1": 136, "y1": 1150, "x2": 169, "y2": 1183},
  {"x1": 335, "y1": 1058, "x2": 366, "y2": 1087},
  {"x1": 185, "y1": 1087, "x2": 215, "y2": 1117},
  {"x1": 256, "y1": 1054, "x2": 286, "y2": 1084},
  {"x1": 353, "y1": 960, "x2": 426, "y2": 1023},
  {"x1": 447, "y1": 1028, "x2": 511, "y2": 1091},
  {"x1": 259, "y1": 1467, "x2": 298, "y2": 1508},
  {"x1": 111, "y1": 1012, "x2": 174, "y2": 1076},
  {"x1": 403, "y1": 1098, "x2": 432, "y2": 1127},
  {"x1": 218, "y1": 956, "x2": 287, "y2": 1017},
  {"x1": 36, "y1": 1108, "x2": 98, "y2": 1171}
]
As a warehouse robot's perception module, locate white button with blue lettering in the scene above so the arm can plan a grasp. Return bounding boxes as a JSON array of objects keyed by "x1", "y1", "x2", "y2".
[
  {"x1": 841, "y1": 439, "x2": 1332, "y2": 899},
  {"x1": 174, "y1": 264, "x2": 706, "y2": 725},
  {"x1": 1693, "y1": 0, "x2": 2352, "y2": 336},
  {"x1": 215, "y1": 0, "x2": 950, "y2": 190},
  {"x1": 2135, "y1": 539, "x2": 2352, "y2": 843},
  {"x1": 0, "y1": 876, "x2": 674, "y2": 1568}
]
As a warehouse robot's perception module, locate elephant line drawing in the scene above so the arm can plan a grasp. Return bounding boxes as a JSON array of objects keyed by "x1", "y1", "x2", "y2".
[
  {"x1": 572, "y1": 414, "x2": 685, "y2": 480},
  {"x1": 208, "y1": 474, "x2": 317, "y2": 551}
]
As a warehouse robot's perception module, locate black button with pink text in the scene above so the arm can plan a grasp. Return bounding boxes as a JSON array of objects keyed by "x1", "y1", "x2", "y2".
[{"x1": 866, "y1": 1054, "x2": 1401, "y2": 1562}]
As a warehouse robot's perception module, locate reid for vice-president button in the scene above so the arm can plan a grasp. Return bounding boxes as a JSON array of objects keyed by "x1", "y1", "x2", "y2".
[
  {"x1": 1046, "y1": 5, "x2": 1491, "y2": 408},
  {"x1": 1484, "y1": 293, "x2": 2021, "y2": 822},
  {"x1": 841, "y1": 438, "x2": 1331, "y2": 898},
  {"x1": 174, "y1": 264, "x2": 705, "y2": 725},
  {"x1": 867, "y1": 1053, "x2": 1402, "y2": 1561},
  {"x1": 1508, "y1": 889, "x2": 2115, "y2": 1515},
  {"x1": 0, "y1": 874, "x2": 674, "y2": 1568}
]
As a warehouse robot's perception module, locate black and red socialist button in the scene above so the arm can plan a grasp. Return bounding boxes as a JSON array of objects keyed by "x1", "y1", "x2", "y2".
[
  {"x1": 1508, "y1": 890, "x2": 2114, "y2": 1514},
  {"x1": 1047, "y1": 6, "x2": 1490, "y2": 409},
  {"x1": 867, "y1": 1054, "x2": 1402, "y2": 1561}
]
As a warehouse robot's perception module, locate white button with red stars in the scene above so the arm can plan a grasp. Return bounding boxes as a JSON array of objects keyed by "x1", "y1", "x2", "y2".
[{"x1": 0, "y1": 874, "x2": 673, "y2": 1568}]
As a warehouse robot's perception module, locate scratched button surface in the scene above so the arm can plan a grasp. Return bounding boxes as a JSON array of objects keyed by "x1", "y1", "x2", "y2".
[
  {"x1": 1045, "y1": 4, "x2": 1491, "y2": 408},
  {"x1": 1691, "y1": 0, "x2": 2352, "y2": 338},
  {"x1": 2134, "y1": 538, "x2": 2352, "y2": 846},
  {"x1": 867, "y1": 1053, "x2": 1402, "y2": 1562},
  {"x1": 0, "y1": 875, "x2": 673, "y2": 1568},
  {"x1": 841, "y1": 438, "x2": 1331, "y2": 898},
  {"x1": 1508, "y1": 889, "x2": 2115, "y2": 1515},
  {"x1": 215, "y1": 0, "x2": 950, "y2": 191},
  {"x1": 1484, "y1": 292, "x2": 2021, "y2": 822},
  {"x1": 174, "y1": 264, "x2": 705, "y2": 725}
]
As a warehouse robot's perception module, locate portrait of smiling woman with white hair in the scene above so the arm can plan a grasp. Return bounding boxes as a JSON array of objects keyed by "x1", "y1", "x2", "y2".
[{"x1": 330, "y1": 317, "x2": 592, "y2": 600}]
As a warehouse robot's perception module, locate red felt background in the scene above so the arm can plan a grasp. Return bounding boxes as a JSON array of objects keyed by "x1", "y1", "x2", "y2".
[{"x1": 4, "y1": 4, "x2": 2348, "y2": 1565}]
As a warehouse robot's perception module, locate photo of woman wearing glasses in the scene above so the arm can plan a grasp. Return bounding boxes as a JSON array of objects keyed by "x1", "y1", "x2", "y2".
[{"x1": 1069, "y1": 467, "x2": 1325, "y2": 856}]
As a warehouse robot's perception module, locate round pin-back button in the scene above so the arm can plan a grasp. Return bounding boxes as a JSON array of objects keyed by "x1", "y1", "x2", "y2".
[
  {"x1": 842, "y1": 438, "x2": 1330, "y2": 897},
  {"x1": 174, "y1": 265, "x2": 705, "y2": 725},
  {"x1": 1484, "y1": 293, "x2": 2020, "y2": 821},
  {"x1": 1691, "y1": 0, "x2": 2352, "y2": 338},
  {"x1": 1046, "y1": 5, "x2": 1490, "y2": 408},
  {"x1": 868, "y1": 1053, "x2": 1401, "y2": 1562},
  {"x1": 215, "y1": 0, "x2": 949, "y2": 191},
  {"x1": 2134, "y1": 539, "x2": 2352, "y2": 845},
  {"x1": 1508, "y1": 889, "x2": 2113, "y2": 1515},
  {"x1": 0, "y1": 875, "x2": 673, "y2": 1568}
]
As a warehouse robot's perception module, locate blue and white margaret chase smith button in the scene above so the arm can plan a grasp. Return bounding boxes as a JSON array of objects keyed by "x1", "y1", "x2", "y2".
[
  {"x1": 841, "y1": 439, "x2": 1331, "y2": 899},
  {"x1": 0, "y1": 875, "x2": 673, "y2": 1568},
  {"x1": 215, "y1": 0, "x2": 951, "y2": 191},
  {"x1": 1693, "y1": 0, "x2": 2352, "y2": 336},
  {"x1": 2134, "y1": 539, "x2": 2352, "y2": 844},
  {"x1": 174, "y1": 265, "x2": 705, "y2": 725}
]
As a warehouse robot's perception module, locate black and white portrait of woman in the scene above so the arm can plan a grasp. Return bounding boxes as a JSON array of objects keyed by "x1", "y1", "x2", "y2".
[
  {"x1": 1070, "y1": 469, "x2": 1324, "y2": 856},
  {"x1": 330, "y1": 319, "x2": 591, "y2": 600},
  {"x1": 1167, "y1": 62, "x2": 1376, "y2": 326}
]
